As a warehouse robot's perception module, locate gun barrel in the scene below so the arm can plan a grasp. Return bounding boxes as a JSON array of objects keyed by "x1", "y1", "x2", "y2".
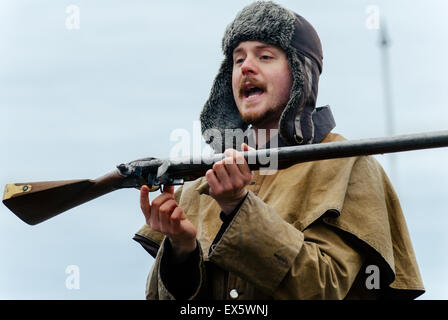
[
  {"x1": 167, "y1": 130, "x2": 448, "y2": 174},
  {"x1": 269, "y1": 129, "x2": 448, "y2": 170}
]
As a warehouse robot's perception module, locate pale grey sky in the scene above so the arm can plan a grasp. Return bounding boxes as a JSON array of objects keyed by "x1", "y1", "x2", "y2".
[{"x1": 0, "y1": 0, "x2": 447, "y2": 299}]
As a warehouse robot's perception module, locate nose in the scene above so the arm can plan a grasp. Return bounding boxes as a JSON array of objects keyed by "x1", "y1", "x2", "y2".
[{"x1": 241, "y1": 55, "x2": 258, "y2": 76}]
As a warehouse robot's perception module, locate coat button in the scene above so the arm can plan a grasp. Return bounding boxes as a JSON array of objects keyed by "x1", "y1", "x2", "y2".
[{"x1": 229, "y1": 289, "x2": 239, "y2": 299}]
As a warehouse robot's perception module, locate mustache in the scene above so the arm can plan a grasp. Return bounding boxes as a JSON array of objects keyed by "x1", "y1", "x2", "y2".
[{"x1": 239, "y1": 77, "x2": 266, "y2": 96}]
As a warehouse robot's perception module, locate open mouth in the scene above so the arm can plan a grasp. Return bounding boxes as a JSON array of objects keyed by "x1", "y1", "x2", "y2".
[{"x1": 241, "y1": 83, "x2": 265, "y2": 99}]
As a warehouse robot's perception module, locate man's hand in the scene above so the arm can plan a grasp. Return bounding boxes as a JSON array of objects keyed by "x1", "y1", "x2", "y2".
[
  {"x1": 140, "y1": 185, "x2": 197, "y2": 262},
  {"x1": 206, "y1": 143, "x2": 254, "y2": 215}
]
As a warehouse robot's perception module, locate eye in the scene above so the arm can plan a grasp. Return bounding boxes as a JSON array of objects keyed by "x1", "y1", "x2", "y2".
[
  {"x1": 235, "y1": 58, "x2": 244, "y2": 64},
  {"x1": 260, "y1": 55, "x2": 273, "y2": 61}
]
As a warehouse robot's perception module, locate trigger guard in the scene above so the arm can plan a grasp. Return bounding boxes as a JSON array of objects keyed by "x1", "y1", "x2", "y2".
[{"x1": 148, "y1": 185, "x2": 160, "y2": 192}]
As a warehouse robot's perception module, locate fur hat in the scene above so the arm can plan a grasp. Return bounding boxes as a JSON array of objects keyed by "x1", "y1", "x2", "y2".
[{"x1": 200, "y1": 1, "x2": 332, "y2": 152}]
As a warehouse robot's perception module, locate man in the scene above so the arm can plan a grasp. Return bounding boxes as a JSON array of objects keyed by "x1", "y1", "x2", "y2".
[{"x1": 133, "y1": 1, "x2": 424, "y2": 299}]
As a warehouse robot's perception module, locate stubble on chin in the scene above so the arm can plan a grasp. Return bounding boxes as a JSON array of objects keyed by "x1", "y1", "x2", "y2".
[{"x1": 239, "y1": 102, "x2": 286, "y2": 128}]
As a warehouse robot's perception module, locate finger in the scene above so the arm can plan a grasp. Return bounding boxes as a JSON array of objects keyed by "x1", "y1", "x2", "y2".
[
  {"x1": 151, "y1": 191, "x2": 175, "y2": 210},
  {"x1": 170, "y1": 206, "x2": 188, "y2": 236},
  {"x1": 159, "y1": 199, "x2": 178, "y2": 216},
  {"x1": 162, "y1": 185, "x2": 175, "y2": 195},
  {"x1": 140, "y1": 185, "x2": 152, "y2": 221},
  {"x1": 150, "y1": 191, "x2": 177, "y2": 230},
  {"x1": 206, "y1": 169, "x2": 221, "y2": 194},
  {"x1": 158, "y1": 200, "x2": 177, "y2": 233},
  {"x1": 223, "y1": 149, "x2": 237, "y2": 165},
  {"x1": 232, "y1": 150, "x2": 250, "y2": 177},
  {"x1": 223, "y1": 157, "x2": 246, "y2": 183},
  {"x1": 213, "y1": 161, "x2": 232, "y2": 187},
  {"x1": 241, "y1": 142, "x2": 255, "y2": 151},
  {"x1": 225, "y1": 148, "x2": 245, "y2": 166},
  {"x1": 171, "y1": 206, "x2": 185, "y2": 222},
  {"x1": 240, "y1": 143, "x2": 254, "y2": 180},
  {"x1": 158, "y1": 209, "x2": 169, "y2": 233},
  {"x1": 222, "y1": 148, "x2": 249, "y2": 179},
  {"x1": 150, "y1": 194, "x2": 172, "y2": 231}
]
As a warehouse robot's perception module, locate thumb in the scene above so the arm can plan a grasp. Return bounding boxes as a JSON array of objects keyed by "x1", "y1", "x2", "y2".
[{"x1": 241, "y1": 142, "x2": 255, "y2": 151}]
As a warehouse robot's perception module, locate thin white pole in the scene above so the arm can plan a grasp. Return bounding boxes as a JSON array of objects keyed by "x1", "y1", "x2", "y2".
[{"x1": 379, "y1": 19, "x2": 397, "y2": 180}]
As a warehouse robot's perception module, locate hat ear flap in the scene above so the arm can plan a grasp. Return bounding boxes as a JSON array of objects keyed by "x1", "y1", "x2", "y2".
[{"x1": 278, "y1": 49, "x2": 311, "y2": 145}]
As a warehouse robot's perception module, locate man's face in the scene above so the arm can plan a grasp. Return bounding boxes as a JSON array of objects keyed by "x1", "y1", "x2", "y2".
[{"x1": 232, "y1": 41, "x2": 293, "y2": 128}]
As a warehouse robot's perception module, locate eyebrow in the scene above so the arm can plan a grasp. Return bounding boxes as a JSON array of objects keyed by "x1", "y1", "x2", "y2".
[{"x1": 233, "y1": 44, "x2": 275, "y2": 56}]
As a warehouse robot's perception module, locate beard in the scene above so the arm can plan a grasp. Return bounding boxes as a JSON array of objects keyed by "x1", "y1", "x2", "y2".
[
  {"x1": 241, "y1": 105, "x2": 283, "y2": 127},
  {"x1": 239, "y1": 93, "x2": 289, "y2": 129}
]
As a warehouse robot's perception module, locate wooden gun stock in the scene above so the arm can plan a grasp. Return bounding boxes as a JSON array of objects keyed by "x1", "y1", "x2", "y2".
[{"x1": 2, "y1": 170, "x2": 127, "y2": 225}]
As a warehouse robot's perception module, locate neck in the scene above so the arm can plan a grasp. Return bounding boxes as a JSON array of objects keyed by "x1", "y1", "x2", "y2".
[{"x1": 251, "y1": 120, "x2": 279, "y2": 147}]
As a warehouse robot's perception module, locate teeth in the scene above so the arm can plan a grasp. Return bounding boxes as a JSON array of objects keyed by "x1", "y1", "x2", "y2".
[
  {"x1": 245, "y1": 87, "x2": 263, "y2": 97},
  {"x1": 241, "y1": 83, "x2": 264, "y2": 98}
]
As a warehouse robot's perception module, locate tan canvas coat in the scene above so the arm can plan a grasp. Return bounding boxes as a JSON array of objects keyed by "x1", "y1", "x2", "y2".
[{"x1": 135, "y1": 133, "x2": 424, "y2": 300}]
